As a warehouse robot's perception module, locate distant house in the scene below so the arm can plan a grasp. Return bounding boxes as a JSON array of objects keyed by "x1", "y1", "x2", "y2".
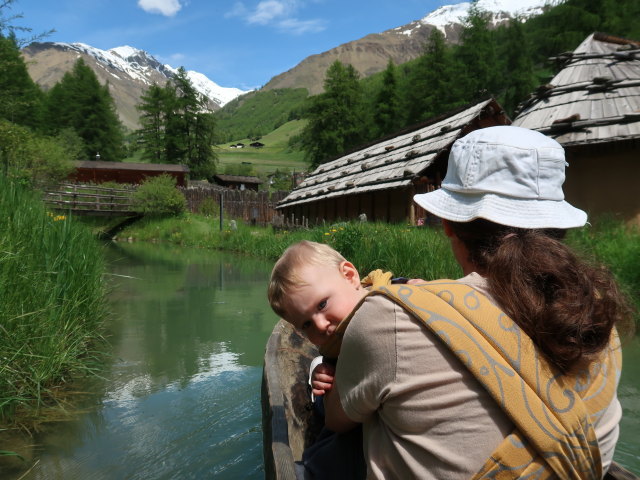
[
  {"x1": 212, "y1": 174, "x2": 263, "y2": 191},
  {"x1": 250, "y1": 141, "x2": 265, "y2": 148},
  {"x1": 276, "y1": 98, "x2": 510, "y2": 224},
  {"x1": 70, "y1": 161, "x2": 189, "y2": 186},
  {"x1": 513, "y1": 32, "x2": 640, "y2": 225}
]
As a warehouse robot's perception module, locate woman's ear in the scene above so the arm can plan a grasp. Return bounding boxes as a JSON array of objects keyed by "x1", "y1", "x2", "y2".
[{"x1": 340, "y1": 261, "x2": 361, "y2": 287}]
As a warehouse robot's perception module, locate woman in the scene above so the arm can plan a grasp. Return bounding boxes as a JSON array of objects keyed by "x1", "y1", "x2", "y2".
[{"x1": 323, "y1": 126, "x2": 633, "y2": 479}]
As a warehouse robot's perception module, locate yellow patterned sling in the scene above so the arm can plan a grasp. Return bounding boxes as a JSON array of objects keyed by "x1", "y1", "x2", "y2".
[{"x1": 322, "y1": 274, "x2": 622, "y2": 480}]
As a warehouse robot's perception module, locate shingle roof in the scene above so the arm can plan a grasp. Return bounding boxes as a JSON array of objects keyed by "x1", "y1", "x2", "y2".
[
  {"x1": 75, "y1": 161, "x2": 189, "y2": 172},
  {"x1": 277, "y1": 98, "x2": 504, "y2": 209},
  {"x1": 513, "y1": 32, "x2": 640, "y2": 146}
]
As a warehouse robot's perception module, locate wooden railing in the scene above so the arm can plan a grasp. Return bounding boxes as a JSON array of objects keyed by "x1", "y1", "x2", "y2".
[{"x1": 43, "y1": 183, "x2": 138, "y2": 216}]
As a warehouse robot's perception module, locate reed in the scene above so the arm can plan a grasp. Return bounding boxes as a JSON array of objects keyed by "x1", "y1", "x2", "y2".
[{"x1": 0, "y1": 177, "x2": 107, "y2": 424}]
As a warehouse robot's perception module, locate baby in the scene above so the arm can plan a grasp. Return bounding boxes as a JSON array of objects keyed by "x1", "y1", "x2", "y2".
[{"x1": 268, "y1": 240, "x2": 369, "y2": 398}]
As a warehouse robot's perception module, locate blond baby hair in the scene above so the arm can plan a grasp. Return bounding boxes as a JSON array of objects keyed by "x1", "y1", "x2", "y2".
[{"x1": 268, "y1": 240, "x2": 346, "y2": 320}]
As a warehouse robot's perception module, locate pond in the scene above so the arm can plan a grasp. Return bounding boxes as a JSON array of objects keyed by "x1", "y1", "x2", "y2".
[{"x1": 3, "y1": 242, "x2": 639, "y2": 478}]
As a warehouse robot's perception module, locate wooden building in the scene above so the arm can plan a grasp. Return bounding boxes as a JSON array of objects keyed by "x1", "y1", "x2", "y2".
[
  {"x1": 212, "y1": 174, "x2": 263, "y2": 191},
  {"x1": 71, "y1": 161, "x2": 189, "y2": 187},
  {"x1": 276, "y1": 98, "x2": 510, "y2": 224},
  {"x1": 513, "y1": 32, "x2": 640, "y2": 224}
]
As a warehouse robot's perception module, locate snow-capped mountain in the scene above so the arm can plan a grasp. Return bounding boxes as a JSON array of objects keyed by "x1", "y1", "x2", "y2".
[
  {"x1": 264, "y1": 0, "x2": 556, "y2": 94},
  {"x1": 422, "y1": 0, "x2": 555, "y2": 32},
  {"x1": 21, "y1": 42, "x2": 250, "y2": 129},
  {"x1": 61, "y1": 43, "x2": 247, "y2": 108}
]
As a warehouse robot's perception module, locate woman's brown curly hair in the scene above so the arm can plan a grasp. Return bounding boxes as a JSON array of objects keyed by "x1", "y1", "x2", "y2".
[{"x1": 448, "y1": 219, "x2": 634, "y2": 374}]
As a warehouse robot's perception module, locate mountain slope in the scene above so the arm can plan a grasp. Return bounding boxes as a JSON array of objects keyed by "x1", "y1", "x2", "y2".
[
  {"x1": 262, "y1": 0, "x2": 553, "y2": 95},
  {"x1": 21, "y1": 42, "x2": 249, "y2": 130}
]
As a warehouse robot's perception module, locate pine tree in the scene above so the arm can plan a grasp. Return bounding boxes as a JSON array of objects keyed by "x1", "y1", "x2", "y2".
[
  {"x1": 373, "y1": 59, "x2": 401, "y2": 137},
  {"x1": 136, "y1": 69, "x2": 217, "y2": 178},
  {"x1": 172, "y1": 67, "x2": 200, "y2": 163},
  {"x1": 137, "y1": 83, "x2": 168, "y2": 162},
  {"x1": 405, "y1": 29, "x2": 461, "y2": 125},
  {"x1": 0, "y1": 34, "x2": 43, "y2": 129},
  {"x1": 498, "y1": 19, "x2": 537, "y2": 116},
  {"x1": 191, "y1": 112, "x2": 217, "y2": 179},
  {"x1": 455, "y1": 2, "x2": 499, "y2": 101},
  {"x1": 301, "y1": 60, "x2": 365, "y2": 168},
  {"x1": 43, "y1": 58, "x2": 125, "y2": 161}
]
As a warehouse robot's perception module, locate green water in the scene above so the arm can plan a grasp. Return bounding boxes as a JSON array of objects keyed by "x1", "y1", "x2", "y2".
[
  {"x1": 6, "y1": 242, "x2": 278, "y2": 479},
  {"x1": 3, "y1": 242, "x2": 639, "y2": 478}
]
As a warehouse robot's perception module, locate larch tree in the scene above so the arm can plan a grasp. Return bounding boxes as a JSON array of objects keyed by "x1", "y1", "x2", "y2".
[
  {"x1": 137, "y1": 68, "x2": 217, "y2": 179},
  {"x1": 405, "y1": 28, "x2": 461, "y2": 125},
  {"x1": 455, "y1": 1, "x2": 499, "y2": 101},
  {"x1": 137, "y1": 83, "x2": 168, "y2": 162},
  {"x1": 373, "y1": 58, "x2": 401, "y2": 138},
  {"x1": 0, "y1": 34, "x2": 43, "y2": 129},
  {"x1": 301, "y1": 60, "x2": 365, "y2": 169},
  {"x1": 44, "y1": 58, "x2": 125, "y2": 161},
  {"x1": 498, "y1": 18, "x2": 537, "y2": 117}
]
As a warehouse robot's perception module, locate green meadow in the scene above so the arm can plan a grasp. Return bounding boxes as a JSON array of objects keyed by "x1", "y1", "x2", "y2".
[{"x1": 216, "y1": 119, "x2": 307, "y2": 175}]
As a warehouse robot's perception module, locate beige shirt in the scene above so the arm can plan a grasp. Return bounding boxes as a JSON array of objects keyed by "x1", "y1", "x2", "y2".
[{"x1": 336, "y1": 273, "x2": 621, "y2": 479}]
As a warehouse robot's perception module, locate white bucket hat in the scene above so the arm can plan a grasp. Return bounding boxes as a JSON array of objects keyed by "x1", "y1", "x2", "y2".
[{"x1": 413, "y1": 126, "x2": 587, "y2": 229}]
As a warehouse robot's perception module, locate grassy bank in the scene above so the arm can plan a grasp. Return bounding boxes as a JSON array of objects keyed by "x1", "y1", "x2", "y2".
[
  {"x1": 0, "y1": 177, "x2": 107, "y2": 427},
  {"x1": 115, "y1": 214, "x2": 461, "y2": 280},
  {"x1": 118, "y1": 213, "x2": 640, "y2": 320}
]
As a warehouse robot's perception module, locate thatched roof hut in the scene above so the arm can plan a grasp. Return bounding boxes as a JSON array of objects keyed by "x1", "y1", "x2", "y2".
[
  {"x1": 513, "y1": 32, "x2": 640, "y2": 224},
  {"x1": 277, "y1": 98, "x2": 509, "y2": 225}
]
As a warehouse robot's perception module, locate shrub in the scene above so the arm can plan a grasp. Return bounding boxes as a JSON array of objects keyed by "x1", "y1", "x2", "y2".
[
  {"x1": 0, "y1": 119, "x2": 74, "y2": 188},
  {"x1": 132, "y1": 174, "x2": 186, "y2": 215},
  {"x1": 198, "y1": 197, "x2": 219, "y2": 217}
]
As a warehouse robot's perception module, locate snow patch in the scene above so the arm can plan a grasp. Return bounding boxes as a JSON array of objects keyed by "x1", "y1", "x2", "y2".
[{"x1": 419, "y1": 0, "x2": 557, "y2": 34}]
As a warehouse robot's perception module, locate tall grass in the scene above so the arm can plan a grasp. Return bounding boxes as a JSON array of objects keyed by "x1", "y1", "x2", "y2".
[
  {"x1": 0, "y1": 177, "x2": 107, "y2": 424},
  {"x1": 567, "y1": 217, "x2": 640, "y2": 317},
  {"x1": 119, "y1": 213, "x2": 638, "y2": 323}
]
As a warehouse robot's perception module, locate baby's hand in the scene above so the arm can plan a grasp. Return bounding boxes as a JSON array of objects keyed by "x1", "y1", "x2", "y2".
[{"x1": 311, "y1": 362, "x2": 336, "y2": 397}]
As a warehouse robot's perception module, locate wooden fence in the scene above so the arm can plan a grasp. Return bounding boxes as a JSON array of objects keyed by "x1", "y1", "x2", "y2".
[
  {"x1": 43, "y1": 183, "x2": 138, "y2": 216},
  {"x1": 181, "y1": 186, "x2": 289, "y2": 226}
]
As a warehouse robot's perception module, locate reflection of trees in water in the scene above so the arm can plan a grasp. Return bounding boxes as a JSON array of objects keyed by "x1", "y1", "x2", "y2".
[{"x1": 106, "y1": 242, "x2": 277, "y2": 390}]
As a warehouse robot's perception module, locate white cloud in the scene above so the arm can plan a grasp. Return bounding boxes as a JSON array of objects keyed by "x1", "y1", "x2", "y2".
[
  {"x1": 138, "y1": 0, "x2": 182, "y2": 17},
  {"x1": 225, "y1": 2, "x2": 248, "y2": 19},
  {"x1": 226, "y1": 0, "x2": 325, "y2": 34},
  {"x1": 276, "y1": 18, "x2": 325, "y2": 35},
  {"x1": 248, "y1": 0, "x2": 288, "y2": 25}
]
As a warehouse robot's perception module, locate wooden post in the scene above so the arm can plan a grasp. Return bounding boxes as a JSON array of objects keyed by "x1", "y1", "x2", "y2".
[{"x1": 219, "y1": 192, "x2": 224, "y2": 231}]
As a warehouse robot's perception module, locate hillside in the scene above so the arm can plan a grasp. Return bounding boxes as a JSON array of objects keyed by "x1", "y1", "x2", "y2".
[
  {"x1": 214, "y1": 88, "x2": 309, "y2": 143},
  {"x1": 217, "y1": 120, "x2": 307, "y2": 175}
]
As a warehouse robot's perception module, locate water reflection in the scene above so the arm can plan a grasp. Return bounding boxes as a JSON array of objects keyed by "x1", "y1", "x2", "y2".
[{"x1": 3, "y1": 242, "x2": 277, "y2": 479}]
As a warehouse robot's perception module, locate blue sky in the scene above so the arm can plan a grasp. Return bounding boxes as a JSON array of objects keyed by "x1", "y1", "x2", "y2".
[{"x1": 13, "y1": 0, "x2": 450, "y2": 91}]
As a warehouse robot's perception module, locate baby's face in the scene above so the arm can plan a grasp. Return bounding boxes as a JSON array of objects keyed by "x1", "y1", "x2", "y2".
[{"x1": 283, "y1": 262, "x2": 365, "y2": 347}]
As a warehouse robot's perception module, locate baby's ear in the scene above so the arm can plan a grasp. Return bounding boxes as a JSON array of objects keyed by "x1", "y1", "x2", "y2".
[{"x1": 340, "y1": 261, "x2": 361, "y2": 286}]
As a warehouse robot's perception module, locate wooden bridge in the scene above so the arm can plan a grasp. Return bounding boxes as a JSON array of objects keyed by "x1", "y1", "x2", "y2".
[{"x1": 44, "y1": 183, "x2": 139, "y2": 217}]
